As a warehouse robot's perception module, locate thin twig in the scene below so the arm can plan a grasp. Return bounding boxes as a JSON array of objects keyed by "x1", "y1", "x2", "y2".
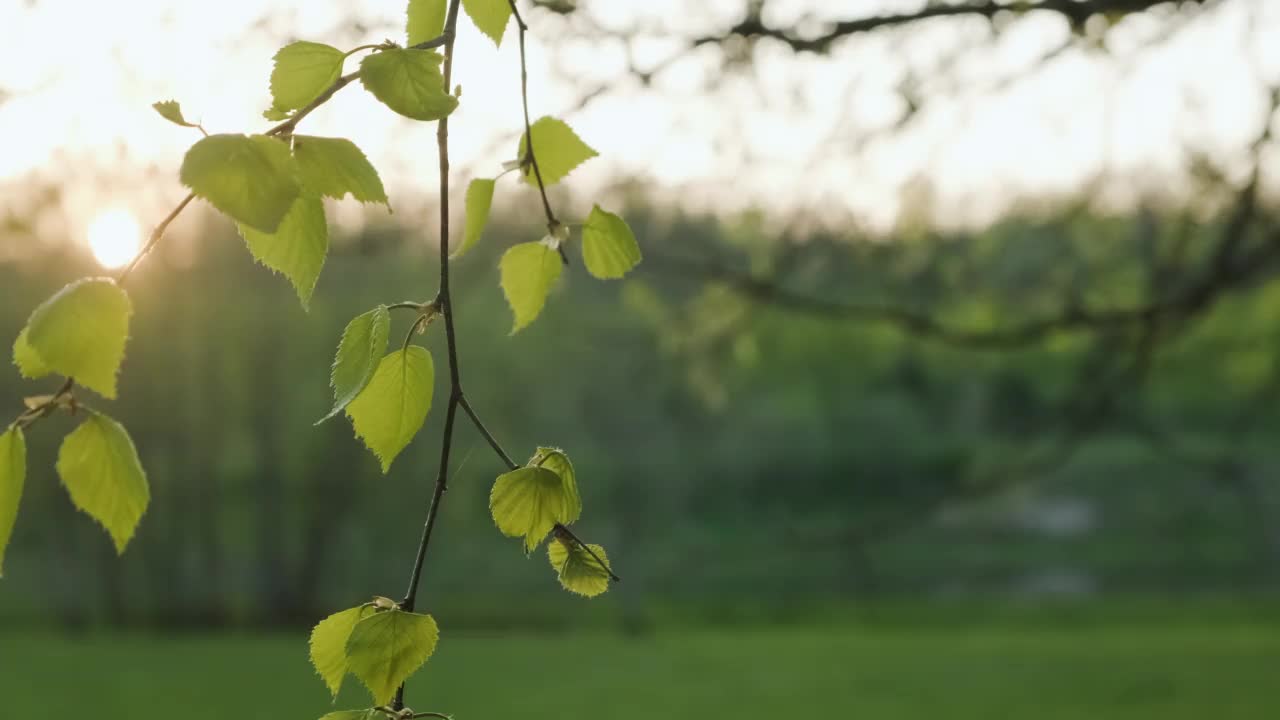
[
  {"x1": 117, "y1": 192, "x2": 196, "y2": 283},
  {"x1": 459, "y1": 396, "x2": 518, "y2": 470},
  {"x1": 507, "y1": 0, "x2": 569, "y2": 265}
]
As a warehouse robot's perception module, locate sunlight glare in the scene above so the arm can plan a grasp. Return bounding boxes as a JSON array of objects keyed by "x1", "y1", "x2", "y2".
[{"x1": 87, "y1": 208, "x2": 142, "y2": 269}]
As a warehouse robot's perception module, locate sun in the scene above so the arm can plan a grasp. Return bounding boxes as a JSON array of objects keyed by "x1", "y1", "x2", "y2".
[{"x1": 87, "y1": 208, "x2": 142, "y2": 269}]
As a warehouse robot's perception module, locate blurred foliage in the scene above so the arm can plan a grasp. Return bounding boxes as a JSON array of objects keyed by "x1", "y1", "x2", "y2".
[{"x1": 1, "y1": 201, "x2": 1278, "y2": 628}]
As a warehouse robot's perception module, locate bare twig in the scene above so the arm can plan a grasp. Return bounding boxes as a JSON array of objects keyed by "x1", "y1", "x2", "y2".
[{"x1": 507, "y1": 0, "x2": 568, "y2": 265}]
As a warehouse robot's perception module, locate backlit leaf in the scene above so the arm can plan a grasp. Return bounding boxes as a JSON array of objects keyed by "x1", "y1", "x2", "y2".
[
  {"x1": 294, "y1": 136, "x2": 389, "y2": 206},
  {"x1": 180, "y1": 133, "x2": 301, "y2": 233},
  {"x1": 548, "y1": 539, "x2": 612, "y2": 598},
  {"x1": 346, "y1": 347, "x2": 434, "y2": 473},
  {"x1": 310, "y1": 605, "x2": 374, "y2": 698},
  {"x1": 529, "y1": 447, "x2": 580, "y2": 524},
  {"x1": 490, "y1": 465, "x2": 576, "y2": 553},
  {"x1": 237, "y1": 194, "x2": 329, "y2": 308},
  {"x1": 0, "y1": 428, "x2": 26, "y2": 577},
  {"x1": 499, "y1": 241, "x2": 561, "y2": 333},
  {"x1": 407, "y1": 0, "x2": 447, "y2": 46},
  {"x1": 517, "y1": 117, "x2": 597, "y2": 187},
  {"x1": 270, "y1": 41, "x2": 345, "y2": 111},
  {"x1": 462, "y1": 0, "x2": 512, "y2": 46},
  {"x1": 21, "y1": 278, "x2": 132, "y2": 398},
  {"x1": 359, "y1": 49, "x2": 458, "y2": 122},
  {"x1": 346, "y1": 609, "x2": 440, "y2": 706},
  {"x1": 323, "y1": 307, "x2": 392, "y2": 423},
  {"x1": 581, "y1": 205, "x2": 641, "y2": 279},
  {"x1": 152, "y1": 100, "x2": 197, "y2": 128},
  {"x1": 453, "y1": 178, "x2": 495, "y2": 258},
  {"x1": 55, "y1": 412, "x2": 149, "y2": 554},
  {"x1": 12, "y1": 328, "x2": 51, "y2": 380}
]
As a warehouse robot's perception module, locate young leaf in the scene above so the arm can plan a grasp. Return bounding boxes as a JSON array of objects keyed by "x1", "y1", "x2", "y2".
[
  {"x1": 237, "y1": 194, "x2": 329, "y2": 309},
  {"x1": 489, "y1": 466, "x2": 577, "y2": 553},
  {"x1": 530, "y1": 447, "x2": 581, "y2": 524},
  {"x1": 407, "y1": 0, "x2": 447, "y2": 46},
  {"x1": 56, "y1": 412, "x2": 149, "y2": 554},
  {"x1": 346, "y1": 347, "x2": 434, "y2": 473},
  {"x1": 152, "y1": 100, "x2": 198, "y2": 129},
  {"x1": 263, "y1": 106, "x2": 292, "y2": 121},
  {"x1": 453, "y1": 178, "x2": 495, "y2": 258},
  {"x1": 270, "y1": 41, "x2": 346, "y2": 111},
  {"x1": 359, "y1": 49, "x2": 458, "y2": 122},
  {"x1": 345, "y1": 609, "x2": 440, "y2": 706},
  {"x1": 310, "y1": 605, "x2": 374, "y2": 698},
  {"x1": 180, "y1": 134, "x2": 301, "y2": 233},
  {"x1": 0, "y1": 427, "x2": 26, "y2": 577},
  {"x1": 12, "y1": 327, "x2": 51, "y2": 380},
  {"x1": 293, "y1": 136, "x2": 389, "y2": 206},
  {"x1": 462, "y1": 0, "x2": 512, "y2": 46},
  {"x1": 21, "y1": 278, "x2": 132, "y2": 399},
  {"x1": 499, "y1": 241, "x2": 562, "y2": 333},
  {"x1": 581, "y1": 205, "x2": 641, "y2": 279},
  {"x1": 548, "y1": 539, "x2": 612, "y2": 598},
  {"x1": 518, "y1": 117, "x2": 598, "y2": 187},
  {"x1": 322, "y1": 306, "x2": 392, "y2": 423}
]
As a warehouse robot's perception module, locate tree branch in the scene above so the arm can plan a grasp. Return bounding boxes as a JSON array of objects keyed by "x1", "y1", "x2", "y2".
[{"x1": 693, "y1": 0, "x2": 1207, "y2": 54}]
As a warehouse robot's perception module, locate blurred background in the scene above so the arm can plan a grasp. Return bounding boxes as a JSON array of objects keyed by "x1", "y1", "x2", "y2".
[{"x1": 3, "y1": 0, "x2": 1280, "y2": 717}]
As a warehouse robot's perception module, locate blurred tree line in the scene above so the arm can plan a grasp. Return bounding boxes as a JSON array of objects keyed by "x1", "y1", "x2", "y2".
[{"x1": 2, "y1": 192, "x2": 1278, "y2": 629}]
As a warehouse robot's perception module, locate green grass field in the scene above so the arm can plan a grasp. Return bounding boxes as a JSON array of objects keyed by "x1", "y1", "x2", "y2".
[{"x1": 2, "y1": 621, "x2": 1277, "y2": 719}]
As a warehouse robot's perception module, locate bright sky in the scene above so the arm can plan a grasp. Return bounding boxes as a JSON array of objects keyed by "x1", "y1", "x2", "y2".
[{"x1": 0, "y1": 0, "x2": 1277, "y2": 255}]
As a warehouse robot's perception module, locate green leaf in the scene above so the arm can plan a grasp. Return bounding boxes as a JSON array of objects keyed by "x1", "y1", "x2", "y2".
[
  {"x1": 270, "y1": 41, "x2": 346, "y2": 111},
  {"x1": 345, "y1": 609, "x2": 440, "y2": 706},
  {"x1": 529, "y1": 447, "x2": 581, "y2": 524},
  {"x1": 237, "y1": 194, "x2": 328, "y2": 308},
  {"x1": 499, "y1": 241, "x2": 562, "y2": 333},
  {"x1": 180, "y1": 133, "x2": 301, "y2": 233},
  {"x1": 310, "y1": 605, "x2": 374, "y2": 698},
  {"x1": 490, "y1": 465, "x2": 576, "y2": 553},
  {"x1": 518, "y1": 117, "x2": 598, "y2": 187},
  {"x1": 346, "y1": 347, "x2": 434, "y2": 473},
  {"x1": 152, "y1": 100, "x2": 197, "y2": 128},
  {"x1": 462, "y1": 0, "x2": 512, "y2": 46},
  {"x1": 12, "y1": 328, "x2": 51, "y2": 380},
  {"x1": 21, "y1": 278, "x2": 132, "y2": 399},
  {"x1": 407, "y1": 0, "x2": 447, "y2": 45},
  {"x1": 548, "y1": 539, "x2": 612, "y2": 598},
  {"x1": 55, "y1": 412, "x2": 149, "y2": 554},
  {"x1": 453, "y1": 178, "x2": 495, "y2": 258},
  {"x1": 581, "y1": 205, "x2": 641, "y2": 279},
  {"x1": 0, "y1": 427, "x2": 26, "y2": 577},
  {"x1": 359, "y1": 49, "x2": 458, "y2": 122},
  {"x1": 322, "y1": 306, "x2": 392, "y2": 423},
  {"x1": 263, "y1": 106, "x2": 293, "y2": 121},
  {"x1": 293, "y1": 136, "x2": 389, "y2": 206}
]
